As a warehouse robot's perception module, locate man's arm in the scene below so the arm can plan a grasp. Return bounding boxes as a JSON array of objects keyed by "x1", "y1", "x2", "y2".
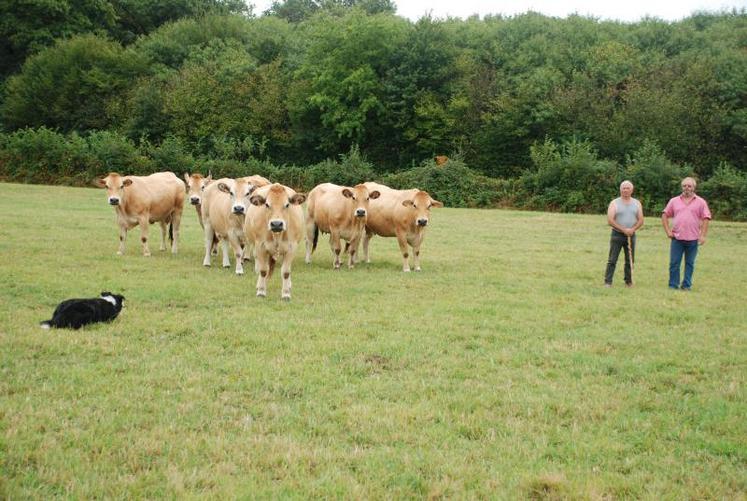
[
  {"x1": 699, "y1": 219, "x2": 710, "y2": 245},
  {"x1": 661, "y1": 212, "x2": 673, "y2": 238}
]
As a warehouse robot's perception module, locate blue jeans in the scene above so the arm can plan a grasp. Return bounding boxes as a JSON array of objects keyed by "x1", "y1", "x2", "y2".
[{"x1": 669, "y1": 239, "x2": 699, "y2": 289}]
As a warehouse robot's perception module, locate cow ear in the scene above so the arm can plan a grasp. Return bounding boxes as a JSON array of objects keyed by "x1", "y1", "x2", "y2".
[
  {"x1": 290, "y1": 193, "x2": 306, "y2": 205},
  {"x1": 430, "y1": 200, "x2": 444, "y2": 208},
  {"x1": 122, "y1": 179, "x2": 133, "y2": 187},
  {"x1": 94, "y1": 178, "x2": 106, "y2": 188},
  {"x1": 369, "y1": 190, "x2": 381, "y2": 199},
  {"x1": 205, "y1": 174, "x2": 212, "y2": 183},
  {"x1": 342, "y1": 188, "x2": 353, "y2": 198},
  {"x1": 217, "y1": 182, "x2": 231, "y2": 194},
  {"x1": 250, "y1": 194, "x2": 265, "y2": 206},
  {"x1": 402, "y1": 200, "x2": 414, "y2": 207},
  {"x1": 183, "y1": 173, "x2": 190, "y2": 183}
]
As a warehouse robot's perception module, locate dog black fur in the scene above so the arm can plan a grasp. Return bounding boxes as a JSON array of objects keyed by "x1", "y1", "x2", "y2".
[{"x1": 40, "y1": 292, "x2": 125, "y2": 330}]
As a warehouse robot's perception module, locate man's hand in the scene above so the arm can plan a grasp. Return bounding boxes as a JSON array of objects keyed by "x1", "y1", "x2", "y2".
[{"x1": 699, "y1": 236, "x2": 707, "y2": 245}]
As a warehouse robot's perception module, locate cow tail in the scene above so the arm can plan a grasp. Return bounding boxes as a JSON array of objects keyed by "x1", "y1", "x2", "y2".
[
  {"x1": 312, "y1": 224, "x2": 319, "y2": 252},
  {"x1": 168, "y1": 222, "x2": 174, "y2": 244}
]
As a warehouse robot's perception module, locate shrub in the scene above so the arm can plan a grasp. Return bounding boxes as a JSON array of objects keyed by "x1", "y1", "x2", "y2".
[
  {"x1": 381, "y1": 157, "x2": 506, "y2": 208},
  {"x1": 624, "y1": 140, "x2": 692, "y2": 214},
  {"x1": 0, "y1": 127, "x2": 92, "y2": 184},
  {"x1": 520, "y1": 139, "x2": 621, "y2": 212},
  {"x1": 86, "y1": 131, "x2": 151, "y2": 176},
  {"x1": 699, "y1": 163, "x2": 747, "y2": 221}
]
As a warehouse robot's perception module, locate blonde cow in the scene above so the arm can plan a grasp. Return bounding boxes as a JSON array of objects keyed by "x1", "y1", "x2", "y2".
[
  {"x1": 183, "y1": 172, "x2": 212, "y2": 228},
  {"x1": 95, "y1": 172, "x2": 185, "y2": 256},
  {"x1": 201, "y1": 177, "x2": 260, "y2": 274},
  {"x1": 245, "y1": 183, "x2": 306, "y2": 300},
  {"x1": 305, "y1": 183, "x2": 380, "y2": 269},
  {"x1": 362, "y1": 182, "x2": 443, "y2": 272}
]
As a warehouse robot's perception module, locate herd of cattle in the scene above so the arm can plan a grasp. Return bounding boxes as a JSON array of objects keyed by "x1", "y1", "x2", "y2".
[{"x1": 95, "y1": 171, "x2": 443, "y2": 300}]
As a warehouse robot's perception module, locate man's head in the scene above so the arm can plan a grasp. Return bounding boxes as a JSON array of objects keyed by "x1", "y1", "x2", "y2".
[
  {"x1": 619, "y1": 180, "x2": 634, "y2": 197},
  {"x1": 681, "y1": 177, "x2": 697, "y2": 197}
]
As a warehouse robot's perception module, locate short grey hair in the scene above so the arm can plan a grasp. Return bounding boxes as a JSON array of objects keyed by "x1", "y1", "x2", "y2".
[{"x1": 620, "y1": 180, "x2": 634, "y2": 189}]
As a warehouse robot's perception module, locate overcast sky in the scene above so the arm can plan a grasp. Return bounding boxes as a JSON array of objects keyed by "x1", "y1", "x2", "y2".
[{"x1": 250, "y1": 0, "x2": 746, "y2": 22}]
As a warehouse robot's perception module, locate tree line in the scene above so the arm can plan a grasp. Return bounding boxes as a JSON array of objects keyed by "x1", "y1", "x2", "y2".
[{"x1": 0, "y1": 1, "x2": 745, "y2": 217}]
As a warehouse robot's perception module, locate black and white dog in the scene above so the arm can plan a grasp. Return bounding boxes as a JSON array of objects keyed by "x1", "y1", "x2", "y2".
[{"x1": 40, "y1": 292, "x2": 125, "y2": 330}]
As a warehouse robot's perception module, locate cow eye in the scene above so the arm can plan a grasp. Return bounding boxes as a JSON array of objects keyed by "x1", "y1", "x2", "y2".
[
  {"x1": 265, "y1": 203, "x2": 270, "y2": 209},
  {"x1": 284, "y1": 202, "x2": 290, "y2": 209}
]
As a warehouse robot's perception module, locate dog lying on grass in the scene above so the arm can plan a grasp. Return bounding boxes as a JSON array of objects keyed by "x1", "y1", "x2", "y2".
[{"x1": 40, "y1": 292, "x2": 125, "y2": 330}]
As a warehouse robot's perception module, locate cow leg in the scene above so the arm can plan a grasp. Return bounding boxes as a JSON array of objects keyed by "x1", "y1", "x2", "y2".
[
  {"x1": 363, "y1": 231, "x2": 373, "y2": 263},
  {"x1": 139, "y1": 217, "x2": 151, "y2": 256},
  {"x1": 221, "y1": 239, "x2": 231, "y2": 268},
  {"x1": 117, "y1": 224, "x2": 127, "y2": 255},
  {"x1": 348, "y1": 236, "x2": 360, "y2": 269},
  {"x1": 228, "y1": 235, "x2": 244, "y2": 275},
  {"x1": 330, "y1": 231, "x2": 342, "y2": 269},
  {"x1": 255, "y1": 250, "x2": 270, "y2": 297},
  {"x1": 412, "y1": 233, "x2": 424, "y2": 271},
  {"x1": 280, "y1": 249, "x2": 294, "y2": 300},
  {"x1": 170, "y1": 208, "x2": 182, "y2": 254},
  {"x1": 305, "y1": 220, "x2": 315, "y2": 264},
  {"x1": 396, "y1": 229, "x2": 410, "y2": 272},
  {"x1": 203, "y1": 222, "x2": 215, "y2": 267},
  {"x1": 158, "y1": 221, "x2": 167, "y2": 251}
]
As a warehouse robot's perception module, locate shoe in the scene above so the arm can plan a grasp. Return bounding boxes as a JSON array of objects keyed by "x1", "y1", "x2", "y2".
[
  {"x1": 681, "y1": 287, "x2": 691, "y2": 292},
  {"x1": 669, "y1": 286, "x2": 679, "y2": 290},
  {"x1": 604, "y1": 283, "x2": 612, "y2": 288},
  {"x1": 625, "y1": 283, "x2": 633, "y2": 288}
]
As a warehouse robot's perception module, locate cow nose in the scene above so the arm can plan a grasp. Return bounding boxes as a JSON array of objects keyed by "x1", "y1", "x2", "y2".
[
  {"x1": 417, "y1": 218, "x2": 428, "y2": 226},
  {"x1": 233, "y1": 205, "x2": 245, "y2": 214},
  {"x1": 109, "y1": 197, "x2": 119, "y2": 206},
  {"x1": 190, "y1": 196, "x2": 201, "y2": 205},
  {"x1": 269, "y1": 220, "x2": 284, "y2": 232},
  {"x1": 355, "y1": 209, "x2": 366, "y2": 217}
]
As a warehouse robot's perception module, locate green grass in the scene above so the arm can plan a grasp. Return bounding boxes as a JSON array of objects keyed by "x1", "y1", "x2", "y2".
[{"x1": 1, "y1": 182, "x2": 745, "y2": 498}]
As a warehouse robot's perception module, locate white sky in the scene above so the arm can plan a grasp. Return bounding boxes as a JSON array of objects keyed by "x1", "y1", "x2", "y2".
[{"x1": 250, "y1": 0, "x2": 746, "y2": 22}]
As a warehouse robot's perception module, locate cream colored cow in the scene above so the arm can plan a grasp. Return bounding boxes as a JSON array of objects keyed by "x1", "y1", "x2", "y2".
[
  {"x1": 183, "y1": 172, "x2": 212, "y2": 229},
  {"x1": 305, "y1": 183, "x2": 380, "y2": 269},
  {"x1": 244, "y1": 184, "x2": 306, "y2": 300},
  {"x1": 95, "y1": 172, "x2": 185, "y2": 256},
  {"x1": 362, "y1": 182, "x2": 443, "y2": 272}
]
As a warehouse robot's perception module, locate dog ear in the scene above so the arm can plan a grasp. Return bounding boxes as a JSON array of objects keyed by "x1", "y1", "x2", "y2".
[{"x1": 100, "y1": 291, "x2": 111, "y2": 296}]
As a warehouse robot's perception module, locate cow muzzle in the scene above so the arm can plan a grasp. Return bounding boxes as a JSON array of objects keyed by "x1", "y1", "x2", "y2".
[
  {"x1": 355, "y1": 209, "x2": 367, "y2": 218},
  {"x1": 190, "y1": 196, "x2": 201, "y2": 205},
  {"x1": 417, "y1": 218, "x2": 428, "y2": 227},
  {"x1": 232, "y1": 205, "x2": 246, "y2": 215},
  {"x1": 269, "y1": 220, "x2": 285, "y2": 233},
  {"x1": 108, "y1": 197, "x2": 120, "y2": 206}
]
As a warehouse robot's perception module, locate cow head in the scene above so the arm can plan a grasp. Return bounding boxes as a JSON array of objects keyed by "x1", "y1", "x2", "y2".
[
  {"x1": 250, "y1": 184, "x2": 306, "y2": 233},
  {"x1": 94, "y1": 173, "x2": 132, "y2": 206},
  {"x1": 402, "y1": 190, "x2": 444, "y2": 227},
  {"x1": 184, "y1": 172, "x2": 212, "y2": 206},
  {"x1": 342, "y1": 184, "x2": 380, "y2": 219},
  {"x1": 218, "y1": 178, "x2": 256, "y2": 215}
]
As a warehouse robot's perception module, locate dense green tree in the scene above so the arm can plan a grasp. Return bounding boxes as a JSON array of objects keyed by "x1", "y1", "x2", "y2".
[{"x1": 2, "y1": 34, "x2": 148, "y2": 132}]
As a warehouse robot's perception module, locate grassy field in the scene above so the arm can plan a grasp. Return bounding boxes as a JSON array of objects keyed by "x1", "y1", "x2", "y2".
[{"x1": 1, "y1": 182, "x2": 745, "y2": 499}]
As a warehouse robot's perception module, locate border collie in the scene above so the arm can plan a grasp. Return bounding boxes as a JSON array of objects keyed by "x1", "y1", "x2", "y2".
[{"x1": 40, "y1": 292, "x2": 125, "y2": 330}]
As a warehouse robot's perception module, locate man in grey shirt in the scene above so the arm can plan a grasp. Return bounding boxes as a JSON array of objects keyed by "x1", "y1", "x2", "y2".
[{"x1": 604, "y1": 180, "x2": 644, "y2": 287}]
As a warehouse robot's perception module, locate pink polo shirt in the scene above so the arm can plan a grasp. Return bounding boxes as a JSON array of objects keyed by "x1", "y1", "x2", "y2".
[{"x1": 662, "y1": 194, "x2": 712, "y2": 241}]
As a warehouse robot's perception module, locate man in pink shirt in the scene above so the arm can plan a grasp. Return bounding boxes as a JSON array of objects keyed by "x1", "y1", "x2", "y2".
[{"x1": 661, "y1": 177, "x2": 712, "y2": 290}]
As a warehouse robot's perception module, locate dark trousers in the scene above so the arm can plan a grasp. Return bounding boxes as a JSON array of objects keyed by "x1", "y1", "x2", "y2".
[{"x1": 605, "y1": 231, "x2": 635, "y2": 285}]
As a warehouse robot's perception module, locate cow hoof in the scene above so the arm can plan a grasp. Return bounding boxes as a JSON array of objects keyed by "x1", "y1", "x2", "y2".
[
  {"x1": 222, "y1": 264, "x2": 231, "y2": 268},
  {"x1": 282, "y1": 295, "x2": 291, "y2": 302},
  {"x1": 257, "y1": 291, "x2": 266, "y2": 298},
  {"x1": 144, "y1": 252, "x2": 151, "y2": 257},
  {"x1": 403, "y1": 268, "x2": 411, "y2": 273},
  {"x1": 415, "y1": 267, "x2": 421, "y2": 272},
  {"x1": 117, "y1": 251, "x2": 124, "y2": 256},
  {"x1": 236, "y1": 270, "x2": 244, "y2": 276}
]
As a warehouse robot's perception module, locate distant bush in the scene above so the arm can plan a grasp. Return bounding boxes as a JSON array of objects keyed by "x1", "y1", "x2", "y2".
[
  {"x1": 519, "y1": 139, "x2": 621, "y2": 212},
  {"x1": 0, "y1": 127, "x2": 92, "y2": 184},
  {"x1": 381, "y1": 157, "x2": 508, "y2": 208},
  {"x1": 86, "y1": 131, "x2": 152, "y2": 176},
  {"x1": 624, "y1": 140, "x2": 692, "y2": 214},
  {"x1": 699, "y1": 163, "x2": 747, "y2": 221}
]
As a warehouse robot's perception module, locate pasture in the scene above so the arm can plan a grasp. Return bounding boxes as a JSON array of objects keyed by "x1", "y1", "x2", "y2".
[{"x1": 1, "y1": 182, "x2": 745, "y2": 498}]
